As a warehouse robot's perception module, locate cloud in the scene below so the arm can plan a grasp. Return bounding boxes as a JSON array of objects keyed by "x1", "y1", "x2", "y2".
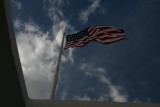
[
  {"x1": 12, "y1": 0, "x2": 22, "y2": 10},
  {"x1": 13, "y1": 0, "x2": 76, "y2": 99},
  {"x1": 133, "y1": 97, "x2": 151, "y2": 103},
  {"x1": 133, "y1": 98, "x2": 142, "y2": 103},
  {"x1": 60, "y1": 91, "x2": 67, "y2": 100},
  {"x1": 15, "y1": 20, "x2": 54, "y2": 99},
  {"x1": 99, "y1": 75, "x2": 128, "y2": 102},
  {"x1": 15, "y1": 19, "x2": 75, "y2": 99},
  {"x1": 78, "y1": 63, "x2": 128, "y2": 102},
  {"x1": 74, "y1": 94, "x2": 91, "y2": 101},
  {"x1": 79, "y1": 0, "x2": 106, "y2": 24},
  {"x1": 43, "y1": 0, "x2": 75, "y2": 63}
]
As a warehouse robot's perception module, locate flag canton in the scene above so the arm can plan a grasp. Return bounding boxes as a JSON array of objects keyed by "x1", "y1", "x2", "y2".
[{"x1": 66, "y1": 28, "x2": 89, "y2": 42}]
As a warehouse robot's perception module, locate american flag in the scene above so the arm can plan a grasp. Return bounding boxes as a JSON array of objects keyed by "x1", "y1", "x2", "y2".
[{"x1": 64, "y1": 25, "x2": 127, "y2": 49}]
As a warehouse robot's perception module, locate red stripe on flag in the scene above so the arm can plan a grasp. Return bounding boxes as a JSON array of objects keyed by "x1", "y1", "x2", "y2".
[{"x1": 64, "y1": 25, "x2": 127, "y2": 49}]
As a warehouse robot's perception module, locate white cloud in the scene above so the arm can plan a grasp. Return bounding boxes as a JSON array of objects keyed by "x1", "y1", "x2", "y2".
[
  {"x1": 15, "y1": 20, "x2": 54, "y2": 98},
  {"x1": 43, "y1": 0, "x2": 64, "y2": 23},
  {"x1": 133, "y1": 98, "x2": 142, "y2": 103},
  {"x1": 46, "y1": 1, "x2": 75, "y2": 64},
  {"x1": 78, "y1": 63, "x2": 128, "y2": 102},
  {"x1": 133, "y1": 97, "x2": 151, "y2": 103},
  {"x1": 14, "y1": 0, "x2": 76, "y2": 99},
  {"x1": 74, "y1": 94, "x2": 91, "y2": 101},
  {"x1": 79, "y1": 0, "x2": 106, "y2": 24},
  {"x1": 80, "y1": 63, "x2": 106, "y2": 76},
  {"x1": 15, "y1": 19, "x2": 75, "y2": 99},
  {"x1": 67, "y1": 48, "x2": 74, "y2": 64},
  {"x1": 60, "y1": 91, "x2": 67, "y2": 100},
  {"x1": 12, "y1": 0, "x2": 22, "y2": 10},
  {"x1": 99, "y1": 75, "x2": 128, "y2": 102},
  {"x1": 43, "y1": 0, "x2": 75, "y2": 63}
]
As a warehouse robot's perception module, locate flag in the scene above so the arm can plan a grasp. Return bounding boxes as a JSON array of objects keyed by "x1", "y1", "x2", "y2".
[{"x1": 64, "y1": 25, "x2": 127, "y2": 49}]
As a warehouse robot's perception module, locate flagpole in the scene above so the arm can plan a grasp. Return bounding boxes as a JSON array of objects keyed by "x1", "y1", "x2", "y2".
[{"x1": 51, "y1": 33, "x2": 65, "y2": 99}]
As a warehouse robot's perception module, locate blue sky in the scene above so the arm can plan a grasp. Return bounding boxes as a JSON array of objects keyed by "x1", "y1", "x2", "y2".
[{"x1": 11, "y1": 0, "x2": 160, "y2": 103}]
